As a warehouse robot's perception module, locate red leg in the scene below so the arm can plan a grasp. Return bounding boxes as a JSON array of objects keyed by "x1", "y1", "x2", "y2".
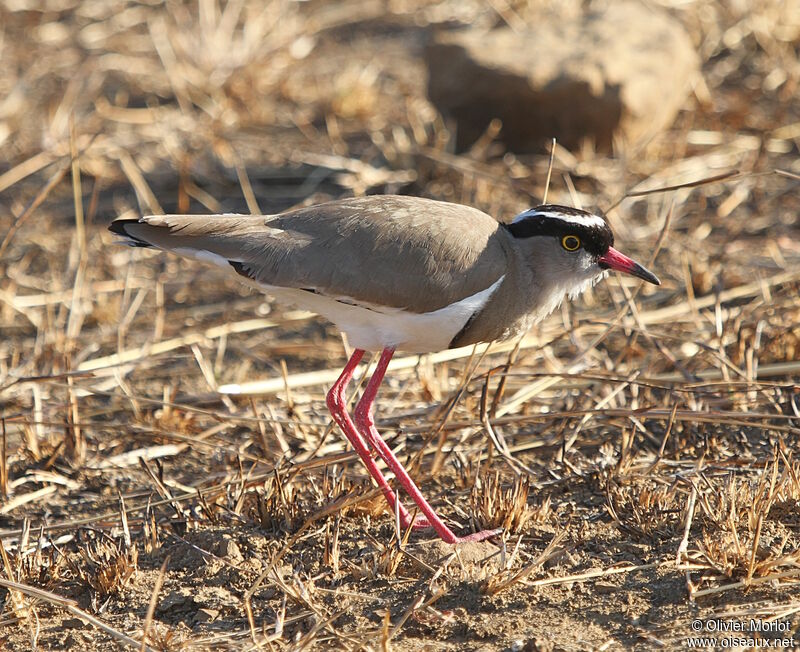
[
  {"x1": 354, "y1": 347, "x2": 502, "y2": 544},
  {"x1": 326, "y1": 349, "x2": 417, "y2": 527}
]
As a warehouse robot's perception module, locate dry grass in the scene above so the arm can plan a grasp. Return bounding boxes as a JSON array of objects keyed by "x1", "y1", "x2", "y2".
[{"x1": 1, "y1": 0, "x2": 799, "y2": 649}]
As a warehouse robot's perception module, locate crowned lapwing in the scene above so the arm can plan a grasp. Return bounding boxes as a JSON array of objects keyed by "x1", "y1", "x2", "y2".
[{"x1": 110, "y1": 195, "x2": 659, "y2": 544}]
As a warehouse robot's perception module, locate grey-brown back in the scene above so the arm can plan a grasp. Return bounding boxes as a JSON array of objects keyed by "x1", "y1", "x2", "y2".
[{"x1": 112, "y1": 195, "x2": 511, "y2": 314}]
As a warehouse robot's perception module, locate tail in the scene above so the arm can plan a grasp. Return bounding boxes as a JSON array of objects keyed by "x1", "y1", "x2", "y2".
[{"x1": 109, "y1": 212, "x2": 267, "y2": 253}]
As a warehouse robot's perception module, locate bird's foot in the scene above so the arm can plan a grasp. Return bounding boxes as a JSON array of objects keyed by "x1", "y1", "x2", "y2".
[{"x1": 449, "y1": 528, "x2": 503, "y2": 544}]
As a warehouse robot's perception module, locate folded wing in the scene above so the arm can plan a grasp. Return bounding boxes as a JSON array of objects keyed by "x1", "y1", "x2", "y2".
[{"x1": 110, "y1": 195, "x2": 508, "y2": 313}]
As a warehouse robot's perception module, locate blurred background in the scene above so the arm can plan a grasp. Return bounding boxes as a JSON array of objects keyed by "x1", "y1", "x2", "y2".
[{"x1": 1, "y1": 1, "x2": 799, "y2": 650}]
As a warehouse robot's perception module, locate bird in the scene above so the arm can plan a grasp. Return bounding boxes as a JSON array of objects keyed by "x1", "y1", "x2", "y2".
[{"x1": 109, "y1": 195, "x2": 659, "y2": 544}]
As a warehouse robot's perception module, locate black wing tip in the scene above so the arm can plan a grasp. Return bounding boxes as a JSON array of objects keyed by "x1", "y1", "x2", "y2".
[
  {"x1": 108, "y1": 217, "x2": 144, "y2": 235},
  {"x1": 229, "y1": 260, "x2": 255, "y2": 279},
  {"x1": 108, "y1": 218, "x2": 129, "y2": 235},
  {"x1": 108, "y1": 217, "x2": 151, "y2": 247}
]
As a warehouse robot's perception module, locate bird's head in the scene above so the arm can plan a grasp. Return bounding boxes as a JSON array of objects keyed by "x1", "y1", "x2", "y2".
[{"x1": 504, "y1": 205, "x2": 659, "y2": 308}]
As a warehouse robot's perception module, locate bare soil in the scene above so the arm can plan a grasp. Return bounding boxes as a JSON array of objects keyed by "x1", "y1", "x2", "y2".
[{"x1": 1, "y1": 1, "x2": 799, "y2": 650}]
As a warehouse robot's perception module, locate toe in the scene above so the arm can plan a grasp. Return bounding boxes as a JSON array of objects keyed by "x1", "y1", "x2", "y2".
[{"x1": 454, "y1": 528, "x2": 502, "y2": 543}]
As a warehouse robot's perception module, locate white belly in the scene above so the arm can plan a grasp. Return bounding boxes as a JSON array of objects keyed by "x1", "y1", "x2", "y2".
[
  {"x1": 159, "y1": 245, "x2": 503, "y2": 353},
  {"x1": 261, "y1": 278, "x2": 504, "y2": 353}
]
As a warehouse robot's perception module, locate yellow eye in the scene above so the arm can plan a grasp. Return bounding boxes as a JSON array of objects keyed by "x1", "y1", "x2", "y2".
[{"x1": 562, "y1": 235, "x2": 581, "y2": 251}]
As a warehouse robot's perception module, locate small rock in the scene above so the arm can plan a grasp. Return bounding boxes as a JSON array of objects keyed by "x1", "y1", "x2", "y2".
[
  {"x1": 61, "y1": 617, "x2": 87, "y2": 629},
  {"x1": 157, "y1": 589, "x2": 198, "y2": 614},
  {"x1": 193, "y1": 608, "x2": 219, "y2": 624},
  {"x1": 426, "y1": 1, "x2": 699, "y2": 152},
  {"x1": 196, "y1": 585, "x2": 240, "y2": 610},
  {"x1": 215, "y1": 537, "x2": 244, "y2": 562},
  {"x1": 524, "y1": 637, "x2": 554, "y2": 652},
  {"x1": 413, "y1": 538, "x2": 500, "y2": 571},
  {"x1": 202, "y1": 558, "x2": 225, "y2": 578}
]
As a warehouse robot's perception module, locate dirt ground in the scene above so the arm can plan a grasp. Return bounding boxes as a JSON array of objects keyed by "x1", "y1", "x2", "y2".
[{"x1": 1, "y1": 1, "x2": 799, "y2": 650}]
